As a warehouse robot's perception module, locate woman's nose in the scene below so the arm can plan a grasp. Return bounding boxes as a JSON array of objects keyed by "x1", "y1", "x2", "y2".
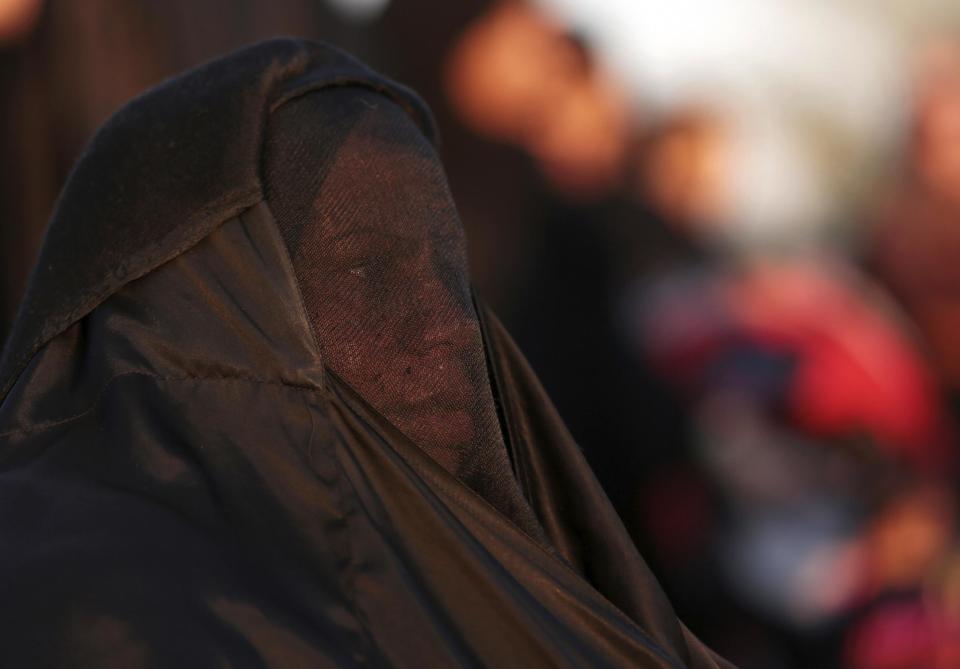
[{"x1": 401, "y1": 271, "x2": 470, "y2": 350}]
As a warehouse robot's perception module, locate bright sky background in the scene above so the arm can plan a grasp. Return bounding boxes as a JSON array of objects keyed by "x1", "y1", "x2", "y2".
[{"x1": 532, "y1": 0, "x2": 946, "y2": 245}]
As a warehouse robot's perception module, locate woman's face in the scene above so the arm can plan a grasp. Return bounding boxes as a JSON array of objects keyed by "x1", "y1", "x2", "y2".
[{"x1": 289, "y1": 97, "x2": 488, "y2": 450}]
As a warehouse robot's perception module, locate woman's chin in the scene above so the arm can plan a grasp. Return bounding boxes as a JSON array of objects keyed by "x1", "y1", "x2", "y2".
[{"x1": 396, "y1": 408, "x2": 475, "y2": 447}]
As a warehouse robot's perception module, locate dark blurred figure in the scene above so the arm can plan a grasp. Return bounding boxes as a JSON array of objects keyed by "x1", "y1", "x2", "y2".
[
  {"x1": 869, "y1": 37, "x2": 960, "y2": 399},
  {"x1": 446, "y1": 0, "x2": 703, "y2": 539},
  {"x1": 848, "y1": 33, "x2": 960, "y2": 669}
]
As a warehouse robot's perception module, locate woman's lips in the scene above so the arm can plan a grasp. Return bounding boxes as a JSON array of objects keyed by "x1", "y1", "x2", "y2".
[
  {"x1": 377, "y1": 348, "x2": 479, "y2": 445},
  {"x1": 331, "y1": 321, "x2": 486, "y2": 446},
  {"x1": 394, "y1": 407, "x2": 475, "y2": 447}
]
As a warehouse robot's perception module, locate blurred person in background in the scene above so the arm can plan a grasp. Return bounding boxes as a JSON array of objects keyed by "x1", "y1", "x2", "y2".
[
  {"x1": 445, "y1": 0, "x2": 631, "y2": 201},
  {"x1": 869, "y1": 36, "x2": 960, "y2": 402},
  {"x1": 446, "y1": 0, "x2": 705, "y2": 552},
  {"x1": 626, "y1": 257, "x2": 958, "y2": 667}
]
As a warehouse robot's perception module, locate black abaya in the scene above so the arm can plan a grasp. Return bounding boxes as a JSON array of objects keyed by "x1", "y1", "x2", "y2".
[{"x1": 0, "y1": 39, "x2": 732, "y2": 668}]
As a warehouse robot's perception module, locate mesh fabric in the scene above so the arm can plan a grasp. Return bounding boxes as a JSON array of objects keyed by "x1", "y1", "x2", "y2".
[{"x1": 263, "y1": 87, "x2": 540, "y2": 533}]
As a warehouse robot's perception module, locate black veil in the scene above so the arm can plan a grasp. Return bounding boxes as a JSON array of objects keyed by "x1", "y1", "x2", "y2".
[{"x1": 263, "y1": 87, "x2": 540, "y2": 535}]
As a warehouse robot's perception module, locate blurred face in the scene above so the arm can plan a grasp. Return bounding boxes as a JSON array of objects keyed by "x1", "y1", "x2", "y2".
[
  {"x1": 0, "y1": 0, "x2": 42, "y2": 42},
  {"x1": 637, "y1": 113, "x2": 732, "y2": 230},
  {"x1": 446, "y1": 1, "x2": 631, "y2": 199},
  {"x1": 294, "y1": 102, "x2": 487, "y2": 449},
  {"x1": 445, "y1": 2, "x2": 570, "y2": 142},
  {"x1": 914, "y1": 39, "x2": 960, "y2": 204}
]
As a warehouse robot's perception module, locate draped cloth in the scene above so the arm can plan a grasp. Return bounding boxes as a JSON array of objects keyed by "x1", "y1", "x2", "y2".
[{"x1": 0, "y1": 39, "x2": 732, "y2": 668}]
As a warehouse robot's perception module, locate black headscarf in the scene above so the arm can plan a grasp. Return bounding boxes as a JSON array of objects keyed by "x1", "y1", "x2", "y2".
[{"x1": 0, "y1": 39, "x2": 732, "y2": 668}]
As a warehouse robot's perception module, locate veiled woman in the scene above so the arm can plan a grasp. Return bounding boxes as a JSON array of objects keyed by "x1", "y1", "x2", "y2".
[{"x1": 0, "y1": 39, "x2": 731, "y2": 668}]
